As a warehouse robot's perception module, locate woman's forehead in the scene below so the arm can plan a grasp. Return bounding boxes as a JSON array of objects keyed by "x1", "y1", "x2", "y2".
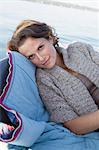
[
  {"x1": 18, "y1": 38, "x2": 44, "y2": 54},
  {"x1": 21, "y1": 37, "x2": 43, "y2": 46}
]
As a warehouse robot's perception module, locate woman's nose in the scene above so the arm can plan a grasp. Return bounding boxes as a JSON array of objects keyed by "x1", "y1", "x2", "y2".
[{"x1": 36, "y1": 53, "x2": 44, "y2": 61}]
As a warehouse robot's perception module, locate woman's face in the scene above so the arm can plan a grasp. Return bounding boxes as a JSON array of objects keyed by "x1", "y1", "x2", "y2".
[{"x1": 18, "y1": 37, "x2": 57, "y2": 69}]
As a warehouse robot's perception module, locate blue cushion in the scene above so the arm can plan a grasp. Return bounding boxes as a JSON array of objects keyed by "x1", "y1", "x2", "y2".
[
  {"x1": 2, "y1": 51, "x2": 48, "y2": 120},
  {"x1": 0, "y1": 51, "x2": 48, "y2": 147}
]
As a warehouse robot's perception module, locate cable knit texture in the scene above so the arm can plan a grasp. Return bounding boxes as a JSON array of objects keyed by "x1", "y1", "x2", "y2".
[{"x1": 36, "y1": 42, "x2": 99, "y2": 123}]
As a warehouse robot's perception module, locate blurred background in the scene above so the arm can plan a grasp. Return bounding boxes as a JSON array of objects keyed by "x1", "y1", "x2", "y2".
[{"x1": 0, "y1": 0, "x2": 99, "y2": 59}]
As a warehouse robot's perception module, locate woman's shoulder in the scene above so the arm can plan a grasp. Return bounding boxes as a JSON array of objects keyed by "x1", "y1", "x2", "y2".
[
  {"x1": 67, "y1": 41, "x2": 94, "y2": 53},
  {"x1": 59, "y1": 41, "x2": 94, "y2": 56},
  {"x1": 36, "y1": 68, "x2": 52, "y2": 83},
  {"x1": 62, "y1": 41, "x2": 97, "y2": 61},
  {"x1": 36, "y1": 68, "x2": 46, "y2": 77}
]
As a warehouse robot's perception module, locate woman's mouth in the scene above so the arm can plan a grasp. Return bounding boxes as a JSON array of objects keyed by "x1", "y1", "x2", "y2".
[{"x1": 42, "y1": 57, "x2": 50, "y2": 65}]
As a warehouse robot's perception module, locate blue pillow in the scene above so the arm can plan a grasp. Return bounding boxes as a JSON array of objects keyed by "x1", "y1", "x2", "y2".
[{"x1": 0, "y1": 51, "x2": 48, "y2": 147}]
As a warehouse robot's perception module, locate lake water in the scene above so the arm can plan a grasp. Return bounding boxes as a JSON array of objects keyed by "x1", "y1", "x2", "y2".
[{"x1": 0, "y1": 0, "x2": 99, "y2": 59}]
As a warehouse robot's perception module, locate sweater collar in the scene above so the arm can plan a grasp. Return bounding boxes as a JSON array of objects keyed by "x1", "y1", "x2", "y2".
[{"x1": 44, "y1": 45, "x2": 99, "y2": 88}]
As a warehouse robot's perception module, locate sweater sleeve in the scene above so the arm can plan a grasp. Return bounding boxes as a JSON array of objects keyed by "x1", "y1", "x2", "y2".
[{"x1": 36, "y1": 70, "x2": 78, "y2": 123}]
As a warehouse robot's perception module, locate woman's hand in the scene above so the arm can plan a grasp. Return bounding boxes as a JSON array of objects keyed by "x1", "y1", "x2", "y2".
[{"x1": 64, "y1": 110, "x2": 99, "y2": 135}]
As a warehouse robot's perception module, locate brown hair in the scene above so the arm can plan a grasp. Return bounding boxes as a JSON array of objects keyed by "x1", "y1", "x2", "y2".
[
  {"x1": 7, "y1": 20, "x2": 77, "y2": 76},
  {"x1": 7, "y1": 20, "x2": 59, "y2": 51}
]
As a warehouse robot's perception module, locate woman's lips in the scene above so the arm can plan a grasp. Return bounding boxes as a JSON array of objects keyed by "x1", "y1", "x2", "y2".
[{"x1": 42, "y1": 57, "x2": 50, "y2": 65}]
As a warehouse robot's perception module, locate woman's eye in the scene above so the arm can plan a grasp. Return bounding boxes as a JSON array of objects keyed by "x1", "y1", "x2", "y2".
[
  {"x1": 38, "y1": 45, "x2": 44, "y2": 50},
  {"x1": 28, "y1": 54, "x2": 35, "y2": 60}
]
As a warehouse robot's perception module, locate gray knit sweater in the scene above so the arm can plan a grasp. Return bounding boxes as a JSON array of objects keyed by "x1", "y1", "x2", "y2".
[{"x1": 36, "y1": 42, "x2": 99, "y2": 123}]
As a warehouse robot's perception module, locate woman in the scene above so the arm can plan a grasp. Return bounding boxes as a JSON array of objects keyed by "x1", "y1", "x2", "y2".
[{"x1": 7, "y1": 19, "x2": 99, "y2": 135}]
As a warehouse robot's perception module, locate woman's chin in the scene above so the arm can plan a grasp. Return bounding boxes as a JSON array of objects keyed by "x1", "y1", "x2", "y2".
[
  {"x1": 37, "y1": 61, "x2": 55, "y2": 69},
  {"x1": 40, "y1": 64, "x2": 54, "y2": 69},
  {"x1": 45, "y1": 63, "x2": 55, "y2": 69}
]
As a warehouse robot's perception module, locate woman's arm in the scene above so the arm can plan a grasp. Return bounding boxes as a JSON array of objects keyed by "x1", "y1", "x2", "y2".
[
  {"x1": 64, "y1": 110, "x2": 99, "y2": 135},
  {"x1": 37, "y1": 69, "x2": 99, "y2": 135}
]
